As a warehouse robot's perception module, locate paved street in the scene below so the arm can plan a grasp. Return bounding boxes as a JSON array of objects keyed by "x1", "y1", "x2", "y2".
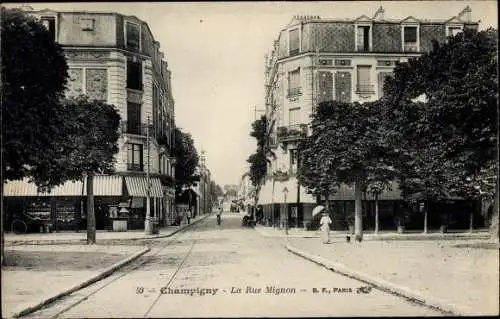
[{"x1": 24, "y1": 212, "x2": 441, "y2": 318}]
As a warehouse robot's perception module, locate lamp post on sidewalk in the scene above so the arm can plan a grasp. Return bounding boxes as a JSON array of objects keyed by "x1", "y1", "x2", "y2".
[
  {"x1": 144, "y1": 116, "x2": 152, "y2": 234},
  {"x1": 283, "y1": 186, "x2": 289, "y2": 235}
]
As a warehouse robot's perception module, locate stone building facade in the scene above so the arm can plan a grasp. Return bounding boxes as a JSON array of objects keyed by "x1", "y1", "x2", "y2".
[
  {"x1": 258, "y1": 6, "x2": 482, "y2": 231},
  {"x1": 4, "y1": 9, "x2": 177, "y2": 231}
]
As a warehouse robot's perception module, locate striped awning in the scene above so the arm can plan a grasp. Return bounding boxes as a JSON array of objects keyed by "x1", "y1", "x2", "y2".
[
  {"x1": 4, "y1": 179, "x2": 85, "y2": 197},
  {"x1": 257, "y1": 178, "x2": 317, "y2": 205},
  {"x1": 124, "y1": 176, "x2": 163, "y2": 198},
  {"x1": 4, "y1": 175, "x2": 123, "y2": 197},
  {"x1": 85, "y1": 175, "x2": 123, "y2": 196}
]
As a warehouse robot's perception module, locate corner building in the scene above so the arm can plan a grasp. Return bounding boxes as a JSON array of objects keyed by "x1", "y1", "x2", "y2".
[
  {"x1": 4, "y1": 9, "x2": 177, "y2": 231},
  {"x1": 259, "y1": 7, "x2": 484, "y2": 231}
]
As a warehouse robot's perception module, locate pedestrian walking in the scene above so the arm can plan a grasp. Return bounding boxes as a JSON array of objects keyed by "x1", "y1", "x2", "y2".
[
  {"x1": 216, "y1": 206, "x2": 222, "y2": 225},
  {"x1": 319, "y1": 211, "x2": 332, "y2": 244}
]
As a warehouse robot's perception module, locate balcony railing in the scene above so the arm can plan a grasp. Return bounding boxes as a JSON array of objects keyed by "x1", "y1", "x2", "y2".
[
  {"x1": 127, "y1": 163, "x2": 143, "y2": 171},
  {"x1": 356, "y1": 84, "x2": 375, "y2": 94},
  {"x1": 287, "y1": 87, "x2": 302, "y2": 98},
  {"x1": 403, "y1": 42, "x2": 419, "y2": 52},
  {"x1": 277, "y1": 124, "x2": 308, "y2": 142},
  {"x1": 120, "y1": 121, "x2": 153, "y2": 136}
]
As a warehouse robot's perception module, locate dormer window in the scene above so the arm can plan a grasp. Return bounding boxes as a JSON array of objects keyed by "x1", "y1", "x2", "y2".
[
  {"x1": 40, "y1": 16, "x2": 56, "y2": 41},
  {"x1": 356, "y1": 25, "x2": 371, "y2": 52},
  {"x1": 402, "y1": 25, "x2": 419, "y2": 52},
  {"x1": 288, "y1": 28, "x2": 300, "y2": 56},
  {"x1": 125, "y1": 21, "x2": 141, "y2": 50}
]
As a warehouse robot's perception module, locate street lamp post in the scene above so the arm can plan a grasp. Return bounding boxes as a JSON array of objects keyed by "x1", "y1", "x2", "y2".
[
  {"x1": 145, "y1": 116, "x2": 152, "y2": 234},
  {"x1": 283, "y1": 186, "x2": 289, "y2": 235}
]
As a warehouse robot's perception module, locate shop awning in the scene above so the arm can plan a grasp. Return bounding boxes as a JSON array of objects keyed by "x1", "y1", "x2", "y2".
[
  {"x1": 86, "y1": 175, "x2": 123, "y2": 196},
  {"x1": 124, "y1": 176, "x2": 163, "y2": 198},
  {"x1": 257, "y1": 178, "x2": 317, "y2": 205},
  {"x1": 4, "y1": 175, "x2": 124, "y2": 197},
  {"x1": 3, "y1": 179, "x2": 85, "y2": 197}
]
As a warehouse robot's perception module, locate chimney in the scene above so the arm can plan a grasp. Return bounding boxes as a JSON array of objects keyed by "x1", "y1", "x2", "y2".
[
  {"x1": 373, "y1": 6, "x2": 385, "y2": 20},
  {"x1": 458, "y1": 6, "x2": 472, "y2": 22}
]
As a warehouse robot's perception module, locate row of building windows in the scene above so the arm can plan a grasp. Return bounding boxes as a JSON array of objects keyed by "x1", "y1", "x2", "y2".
[
  {"x1": 286, "y1": 66, "x2": 391, "y2": 102},
  {"x1": 288, "y1": 24, "x2": 464, "y2": 55},
  {"x1": 127, "y1": 143, "x2": 173, "y2": 176}
]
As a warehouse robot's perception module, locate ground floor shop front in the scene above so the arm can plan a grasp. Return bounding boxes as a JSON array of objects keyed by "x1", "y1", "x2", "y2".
[
  {"x1": 257, "y1": 179, "x2": 487, "y2": 232},
  {"x1": 3, "y1": 175, "x2": 176, "y2": 232}
]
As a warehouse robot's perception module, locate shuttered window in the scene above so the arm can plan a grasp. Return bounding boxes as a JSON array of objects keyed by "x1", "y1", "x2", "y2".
[
  {"x1": 335, "y1": 72, "x2": 351, "y2": 103},
  {"x1": 356, "y1": 66, "x2": 372, "y2": 92},
  {"x1": 318, "y1": 71, "x2": 333, "y2": 103}
]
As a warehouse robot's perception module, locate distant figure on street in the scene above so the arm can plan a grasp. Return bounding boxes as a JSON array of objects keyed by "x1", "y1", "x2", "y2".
[
  {"x1": 216, "y1": 206, "x2": 222, "y2": 225},
  {"x1": 184, "y1": 209, "x2": 191, "y2": 225},
  {"x1": 319, "y1": 211, "x2": 332, "y2": 244}
]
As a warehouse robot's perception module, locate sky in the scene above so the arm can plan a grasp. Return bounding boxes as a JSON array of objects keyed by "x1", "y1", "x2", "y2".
[{"x1": 7, "y1": 1, "x2": 498, "y2": 187}]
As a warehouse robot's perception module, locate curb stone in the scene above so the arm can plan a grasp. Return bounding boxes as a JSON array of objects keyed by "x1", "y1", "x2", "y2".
[
  {"x1": 254, "y1": 226, "x2": 490, "y2": 241},
  {"x1": 10, "y1": 246, "x2": 151, "y2": 318},
  {"x1": 5, "y1": 213, "x2": 212, "y2": 246},
  {"x1": 285, "y1": 244, "x2": 476, "y2": 316}
]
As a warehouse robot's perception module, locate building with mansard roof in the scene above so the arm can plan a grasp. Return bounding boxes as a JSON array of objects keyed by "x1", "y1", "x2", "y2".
[
  {"x1": 4, "y1": 8, "x2": 177, "y2": 231},
  {"x1": 258, "y1": 7, "x2": 483, "y2": 231}
]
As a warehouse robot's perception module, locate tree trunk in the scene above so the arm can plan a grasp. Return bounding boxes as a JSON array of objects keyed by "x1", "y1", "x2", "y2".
[
  {"x1": 490, "y1": 182, "x2": 499, "y2": 240},
  {"x1": 374, "y1": 193, "x2": 379, "y2": 234},
  {"x1": 354, "y1": 181, "x2": 363, "y2": 239},
  {"x1": 86, "y1": 174, "x2": 96, "y2": 244},
  {"x1": 1, "y1": 180, "x2": 5, "y2": 266},
  {"x1": 424, "y1": 208, "x2": 428, "y2": 234}
]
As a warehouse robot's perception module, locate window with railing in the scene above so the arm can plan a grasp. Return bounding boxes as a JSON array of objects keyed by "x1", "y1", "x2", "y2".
[
  {"x1": 127, "y1": 60, "x2": 143, "y2": 90},
  {"x1": 127, "y1": 143, "x2": 143, "y2": 171},
  {"x1": 126, "y1": 102, "x2": 141, "y2": 134},
  {"x1": 403, "y1": 26, "x2": 418, "y2": 52},
  {"x1": 356, "y1": 65, "x2": 374, "y2": 93},
  {"x1": 287, "y1": 69, "x2": 301, "y2": 97}
]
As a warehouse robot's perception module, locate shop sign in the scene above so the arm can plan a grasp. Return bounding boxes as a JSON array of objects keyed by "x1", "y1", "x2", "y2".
[{"x1": 118, "y1": 201, "x2": 130, "y2": 208}]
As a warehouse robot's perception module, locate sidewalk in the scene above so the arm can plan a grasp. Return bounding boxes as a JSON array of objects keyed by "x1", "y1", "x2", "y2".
[
  {"x1": 285, "y1": 237, "x2": 499, "y2": 315},
  {"x1": 4, "y1": 213, "x2": 211, "y2": 245},
  {"x1": 254, "y1": 224, "x2": 491, "y2": 240},
  {"x1": 2, "y1": 244, "x2": 149, "y2": 318}
]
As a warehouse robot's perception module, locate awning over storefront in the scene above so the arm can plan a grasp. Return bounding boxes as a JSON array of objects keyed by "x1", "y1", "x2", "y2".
[
  {"x1": 4, "y1": 175, "x2": 124, "y2": 197},
  {"x1": 257, "y1": 178, "x2": 317, "y2": 205},
  {"x1": 124, "y1": 176, "x2": 163, "y2": 198},
  {"x1": 4, "y1": 178, "x2": 85, "y2": 197},
  {"x1": 86, "y1": 175, "x2": 123, "y2": 196}
]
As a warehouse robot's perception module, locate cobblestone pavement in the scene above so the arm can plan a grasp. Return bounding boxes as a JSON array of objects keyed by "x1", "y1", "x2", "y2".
[
  {"x1": 2, "y1": 245, "x2": 145, "y2": 318},
  {"x1": 287, "y1": 237, "x2": 499, "y2": 315},
  {"x1": 24, "y1": 212, "x2": 441, "y2": 318}
]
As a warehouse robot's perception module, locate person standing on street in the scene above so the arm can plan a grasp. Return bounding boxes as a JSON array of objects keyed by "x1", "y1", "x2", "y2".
[
  {"x1": 216, "y1": 206, "x2": 222, "y2": 225},
  {"x1": 319, "y1": 211, "x2": 332, "y2": 244}
]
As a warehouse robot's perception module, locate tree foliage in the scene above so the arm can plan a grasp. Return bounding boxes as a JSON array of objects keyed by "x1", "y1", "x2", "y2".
[
  {"x1": 174, "y1": 128, "x2": 199, "y2": 193},
  {"x1": 383, "y1": 28, "x2": 498, "y2": 203},
  {"x1": 247, "y1": 115, "x2": 274, "y2": 190},
  {"x1": 1, "y1": 8, "x2": 69, "y2": 184},
  {"x1": 210, "y1": 181, "x2": 224, "y2": 199}
]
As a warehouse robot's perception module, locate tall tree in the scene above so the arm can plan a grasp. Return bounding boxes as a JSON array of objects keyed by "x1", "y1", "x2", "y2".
[
  {"x1": 1, "y1": 8, "x2": 69, "y2": 264},
  {"x1": 247, "y1": 115, "x2": 275, "y2": 203},
  {"x1": 174, "y1": 128, "x2": 200, "y2": 195},
  {"x1": 383, "y1": 28, "x2": 498, "y2": 236},
  {"x1": 51, "y1": 97, "x2": 121, "y2": 244}
]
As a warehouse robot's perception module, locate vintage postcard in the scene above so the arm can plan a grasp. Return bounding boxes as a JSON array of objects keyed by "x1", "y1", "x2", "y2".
[{"x1": 1, "y1": 1, "x2": 499, "y2": 318}]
